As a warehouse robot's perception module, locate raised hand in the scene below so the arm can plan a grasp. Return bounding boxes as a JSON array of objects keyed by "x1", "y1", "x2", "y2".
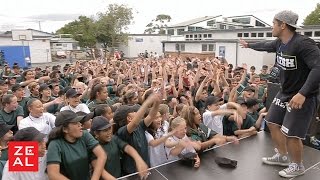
[{"x1": 239, "y1": 38, "x2": 249, "y2": 48}]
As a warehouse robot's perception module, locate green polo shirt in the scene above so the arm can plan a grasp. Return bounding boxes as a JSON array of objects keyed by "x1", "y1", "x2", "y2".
[
  {"x1": 187, "y1": 123, "x2": 217, "y2": 142},
  {"x1": 0, "y1": 106, "x2": 24, "y2": 133},
  {"x1": 0, "y1": 148, "x2": 8, "y2": 161},
  {"x1": 18, "y1": 97, "x2": 30, "y2": 118},
  {"x1": 116, "y1": 120, "x2": 149, "y2": 174},
  {"x1": 47, "y1": 130, "x2": 99, "y2": 180},
  {"x1": 91, "y1": 136, "x2": 127, "y2": 178},
  {"x1": 223, "y1": 114, "x2": 255, "y2": 136}
]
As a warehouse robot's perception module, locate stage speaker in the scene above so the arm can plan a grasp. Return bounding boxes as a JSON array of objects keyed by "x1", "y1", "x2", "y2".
[
  {"x1": 265, "y1": 82, "x2": 281, "y2": 110},
  {"x1": 263, "y1": 82, "x2": 281, "y2": 133}
]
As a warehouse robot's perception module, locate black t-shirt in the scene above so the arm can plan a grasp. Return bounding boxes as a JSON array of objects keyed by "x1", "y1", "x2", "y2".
[{"x1": 249, "y1": 33, "x2": 320, "y2": 97}]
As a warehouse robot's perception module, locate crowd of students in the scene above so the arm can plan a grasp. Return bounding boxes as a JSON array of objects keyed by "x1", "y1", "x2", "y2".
[{"x1": 0, "y1": 56, "x2": 271, "y2": 179}]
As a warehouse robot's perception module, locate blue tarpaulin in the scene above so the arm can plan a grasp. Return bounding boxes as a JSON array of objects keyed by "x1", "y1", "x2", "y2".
[{"x1": 0, "y1": 46, "x2": 31, "y2": 68}]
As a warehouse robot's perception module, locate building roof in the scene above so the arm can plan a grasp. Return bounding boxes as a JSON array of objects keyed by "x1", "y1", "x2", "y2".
[
  {"x1": 26, "y1": 28, "x2": 53, "y2": 35},
  {"x1": 129, "y1": 34, "x2": 169, "y2": 36},
  {"x1": 226, "y1": 15, "x2": 271, "y2": 27},
  {"x1": 168, "y1": 15, "x2": 222, "y2": 28},
  {"x1": 51, "y1": 38, "x2": 78, "y2": 43},
  {"x1": 162, "y1": 39, "x2": 268, "y2": 44}
]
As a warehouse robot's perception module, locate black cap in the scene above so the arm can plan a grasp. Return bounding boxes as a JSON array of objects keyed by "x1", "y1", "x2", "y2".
[
  {"x1": 55, "y1": 110, "x2": 82, "y2": 126},
  {"x1": 262, "y1": 65, "x2": 268, "y2": 69},
  {"x1": 236, "y1": 97, "x2": 247, "y2": 106},
  {"x1": 91, "y1": 116, "x2": 115, "y2": 132},
  {"x1": 76, "y1": 112, "x2": 94, "y2": 124},
  {"x1": 66, "y1": 88, "x2": 82, "y2": 98},
  {"x1": 244, "y1": 86, "x2": 255, "y2": 92},
  {"x1": 39, "y1": 83, "x2": 50, "y2": 92},
  {"x1": 63, "y1": 86, "x2": 72, "y2": 94},
  {"x1": 205, "y1": 96, "x2": 223, "y2": 107},
  {"x1": 0, "y1": 123, "x2": 14, "y2": 138},
  {"x1": 13, "y1": 127, "x2": 46, "y2": 142},
  {"x1": 215, "y1": 157, "x2": 237, "y2": 168},
  {"x1": 11, "y1": 84, "x2": 23, "y2": 92},
  {"x1": 113, "y1": 105, "x2": 140, "y2": 124},
  {"x1": 246, "y1": 98, "x2": 260, "y2": 108}
]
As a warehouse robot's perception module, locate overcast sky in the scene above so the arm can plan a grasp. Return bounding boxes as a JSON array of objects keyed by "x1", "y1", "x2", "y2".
[{"x1": 0, "y1": 0, "x2": 318, "y2": 33}]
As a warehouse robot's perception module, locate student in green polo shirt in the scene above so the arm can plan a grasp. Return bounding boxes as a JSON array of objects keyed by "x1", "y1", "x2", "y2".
[
  {"x1": 0, "y1": 123, "x2": 14, "y2": 161},
  {"x1": 223, "y1": 98, "x2": 258, "y2": 138},
  {"x1": 180, "y1": 106, "x2": 238, "y2": 151},
  {"x1": 113, "y1": 93, "x2": 160, "y2": 175},
  {"x1": 90, "y1": 116, "x2": 148, "y2": 179},
  {"x1": 11, "y1": 84, "x2": 30, "y2": 117},
  {"x1": 46, "y1": 110, "x2": 106, "y2": 180},
  {"x1": 88, "y1": 84, "x2": 114, "y2": 111},
  {"x1": 0, "y1": 94, "x2": 24, "y2": 134}
]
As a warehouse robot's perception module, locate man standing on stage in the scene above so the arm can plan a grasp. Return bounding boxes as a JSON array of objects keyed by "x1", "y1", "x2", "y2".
[{"x1": 240, "y1": 10, "x2": 320, "y2": 178}]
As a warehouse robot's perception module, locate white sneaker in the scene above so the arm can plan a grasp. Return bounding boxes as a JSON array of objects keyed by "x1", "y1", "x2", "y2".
[{"x1": 279, "y1": 163, "x2": 305, "y2": 178}]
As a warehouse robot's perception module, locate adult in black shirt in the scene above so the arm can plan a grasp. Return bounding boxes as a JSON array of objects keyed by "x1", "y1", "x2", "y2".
[{"x1": 240, "y1": 10, "x2": 320, "y2": 178}]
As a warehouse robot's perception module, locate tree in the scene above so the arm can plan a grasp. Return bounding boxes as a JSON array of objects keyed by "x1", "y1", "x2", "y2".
[
  {"x1": 96, "y1": 4, "x2": 133, "y2": 48},
  {"x1": 303, "y1": 3, "x2": 320, "y2": 25},
  {"x1": 56, "y1": 4, "x2": 134, "y2": 48},
  {"x1": 56, "y1": 16, "x2": 97, "y2": 48},
  {"x1": 144, "y1": 14, "x2": 171, "y2": 34}
]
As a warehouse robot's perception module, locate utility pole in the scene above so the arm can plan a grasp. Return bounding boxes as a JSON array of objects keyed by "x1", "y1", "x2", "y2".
[{"x1": 38, "y1": 21, "x2": 42, "y2": 31}]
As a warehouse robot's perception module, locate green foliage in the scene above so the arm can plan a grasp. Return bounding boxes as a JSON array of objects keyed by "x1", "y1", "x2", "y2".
[
  {"x1": 56, "y1": 4, "x2": 134, "y2": 48},
  {"x1": 144, "y1": 14, "x2": 171, "y2": 34},
  {"x1": 303, "y1": 3, "x2": 320, "y2": 25}
]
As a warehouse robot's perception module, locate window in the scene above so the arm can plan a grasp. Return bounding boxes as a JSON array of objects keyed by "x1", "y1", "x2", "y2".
[
  {"x1": 180, "y1": 44, "x2": 185, "y2": 51},
  {"x1": 188, "y1": 26, "x2": 195, "y2": 31},
  {"x1": 208, "y1": 44, "x2": 215, "y2": 51},
  {"x1": 207, "y1": 20, "x2": 216, "y2": 26},
  {"x1": 190, "y1": 35, "x2": 193, "y2": 38},
  {"x1": 243, "y1": 33, "x2": 249, "y2": 37},
  {"x1": 55, "y1": 43, "x2": 62, "y2": 46},
  {"x1": 208, "y1": 34, "x2": 212, "y2": 38},
  {"x1": 177, "y1": 29, "x2": 184, "y2": 35},
  {"x1": 255, "y1": 20, "x2": 266, "y2": 27},
  {"x1": 304, "y1": 31, "x2": 313, "y2": 37},
  {"x1": 266, "y1": 32, "x2": 272, "y2": 37},
  {"x1": 232, "y1": 17, "x2": 250, "y2": 24},
  {"x1": 199, "y1": 34, "x2": 202, "y2": 38},
  {"x1": 186, "y1": 35, "x2": 189, "y2": 38},
  {"x1": 194, "y1": 34, "x2": 198, "y2": 38},
  {"x1": 202, "y1": 44, "x2": 208, "y2": 51},
  {"x1": 219, "y1": 24, "x2": 227, "y2": 29},
  {"x1": 167, "y1": 29, "x2": 174, "y2": 35},
  {"x1": 176, "y1": 44, "x2": 185, "y2": 51},
  {"x1": 315, "y1": 31, "x2": 320, "y2": 37},
  {"x1": 204, "y1": 34, "x2": 208, "y2": 38},
  {"x1": 202, "y1": 44, "x2": 215, "y2": 52},
  {"x1": 196, "y1": 27, "x2": 204, "y2": 31},
  {"x1": 251, "y1": 33, "x2": 257, "y2": 37},
  {"x1": 237, "y1": 33, "x2": 242, "y2": 37},
  {"x1": 258, "y1": 33, "x2": 264, "y2": 37},
  {"x1": 175, "y1": 44, "x2": 180, "y2": 51}
]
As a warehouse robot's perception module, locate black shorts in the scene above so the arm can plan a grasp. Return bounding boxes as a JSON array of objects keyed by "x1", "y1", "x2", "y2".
[{"x1": 265, "y1": 92, "x2": 318, "y2": 139}]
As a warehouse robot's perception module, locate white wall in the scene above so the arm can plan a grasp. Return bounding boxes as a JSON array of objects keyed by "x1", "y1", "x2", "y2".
[
  {"x1": 0, "y1": 37, "x2": 52, "y2": 63},
  {"x1": 27, "y1": 39, "x2": 52, "y2": 63},
  {"x1": 215, "y1": 42, "x2": 237, "y2": 65},
  {"x1": 237, "y1": 47, "x2": 275, "y2": 71},
  {"x1": 119, "y1": 35, "x2": 169, "y2": 57},
  {"x1": 163, "y1": 43, "x2": 174, "y2": 52}
]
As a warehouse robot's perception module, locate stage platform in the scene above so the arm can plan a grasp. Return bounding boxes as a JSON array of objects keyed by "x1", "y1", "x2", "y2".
[{"x1": 119, "y1": 131, "x2": 320, "y2": 180}]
